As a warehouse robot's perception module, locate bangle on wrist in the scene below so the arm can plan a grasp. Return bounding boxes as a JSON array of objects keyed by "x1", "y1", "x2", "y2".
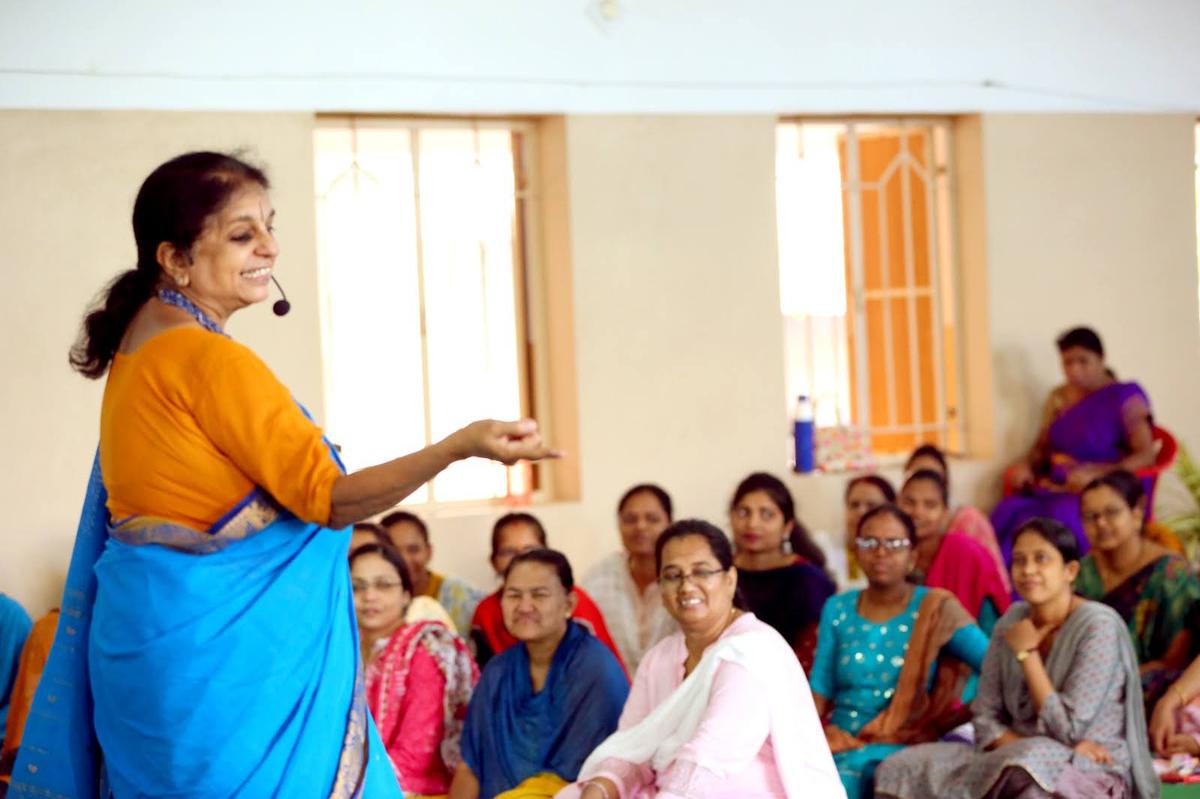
[
  {"x1": 587, "y1": 781, "x2": 613, "y2": 799},
  {"x1": 1015, "y1": 648, "x2": 1036, "y2": 663}
]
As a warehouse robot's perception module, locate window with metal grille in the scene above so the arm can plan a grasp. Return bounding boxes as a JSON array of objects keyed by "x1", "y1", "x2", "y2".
[
  {"x1": 776, "y1": 119, "x2": 964, "y2": 461},
  {"x1": 314, "y1": 117, "x2": 539, "y2": 503}
]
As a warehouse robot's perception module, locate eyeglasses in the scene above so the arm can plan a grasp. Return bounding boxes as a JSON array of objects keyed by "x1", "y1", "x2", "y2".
[
  {"x1": 855, "y1": 537, "x2": 913, "y2": 553},
  {"x1": 351, "y1": 579, "x2": 403, "y2": 594},
  {"x1": 658, "y1": 567, "x2": 726, "y2": 588},
  {"x1": 1081, "y1": 506, "x2": 1129, "y2": 526}
]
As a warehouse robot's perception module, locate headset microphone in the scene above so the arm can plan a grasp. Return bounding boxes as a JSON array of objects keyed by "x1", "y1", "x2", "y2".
[{"x1": 269, "y1": 275, "x2": 291, "y2": 317}]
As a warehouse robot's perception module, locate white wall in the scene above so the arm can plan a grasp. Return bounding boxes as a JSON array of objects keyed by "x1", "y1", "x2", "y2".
[
  {"x1": 3, "y1": 2, "x2": 1200, "y2": 113},
  {"x1": 981, "y1": 114, "x2": 1200, "y2": 463},
  {"x1": 2, "y1": 111, "x2": 1198, "y2": 616}
]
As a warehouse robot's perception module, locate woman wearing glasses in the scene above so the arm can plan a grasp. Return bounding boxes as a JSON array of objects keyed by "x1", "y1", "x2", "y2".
[
  {"x1": 350, "y1": 543, "x2": 478, "y2": 799},
  {"x1": 557, "y1": 519, "x2": 843, "y2": 799},
  {"x1": 810, "y1": 505, "x2": 988, "y2": 799},
  {"x1": 1075, "y1": 470, "x2": 1200, "y2": 711}
]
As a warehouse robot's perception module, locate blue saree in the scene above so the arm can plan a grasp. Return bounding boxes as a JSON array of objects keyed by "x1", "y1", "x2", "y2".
[
  {"x1": 460, "y1": 621, "x2": 628, "y2": 798},
  {"x1": 10, "y1": 452, "x2": 401, "y2": 798}
]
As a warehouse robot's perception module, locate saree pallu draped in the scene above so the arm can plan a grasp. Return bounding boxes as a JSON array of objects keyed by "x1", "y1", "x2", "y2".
[
  {"x1": 10, "y1": 454, "x2": 401, "y2": 798},
  {"x1": 460, "y1": 621, "x2": 628, "y2": 799},
  {"x1": 992, "y1": 381, "x2": 1153, "y2": 562}
]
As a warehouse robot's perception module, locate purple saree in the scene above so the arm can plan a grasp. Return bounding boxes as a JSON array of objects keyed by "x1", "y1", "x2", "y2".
[{"x1": 991, "y1": 381, "x2": 1152, "y2": 563}]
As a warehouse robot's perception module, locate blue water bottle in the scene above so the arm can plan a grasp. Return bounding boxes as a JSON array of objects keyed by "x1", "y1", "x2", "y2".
[{"x1": 793, "y1": 394, "x2": 815, "y2": 473}]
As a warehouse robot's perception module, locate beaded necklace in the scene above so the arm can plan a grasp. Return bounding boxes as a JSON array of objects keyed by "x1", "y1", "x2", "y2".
[{"x1": 156, "y1": 288, "x2": 226, "y2": 337}]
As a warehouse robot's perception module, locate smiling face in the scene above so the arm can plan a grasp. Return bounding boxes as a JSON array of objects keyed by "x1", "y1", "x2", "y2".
[
  {"x1": 898, "y1": 478, "x2": 947, "y2": 541},
  {"x1": 386, "y1": 520, "x2": 433, "y2": 584},
  {"x1": 856, "y1": 513, "x2": 916, "y2": 589},
  {"x1": 350, "y1": 552, "x2": 411, "y2": 638},
  {"x1": 1059, "y1": 346, "x2": 1107, "y2": 392},
  {"x1": 1011, "y1": 529, "x2": 1079, "y2": 606},
  {"x1": 618, "y1": 490, "x2": 671, "y2": 557},
  {"x1": 658, "y1": 534, "x2": 737, "y2": 633},
  {"x1": 730, "y1": 490, "x2": 793, "y2": 555},
  {"x1": 161, "y1": 183, "x2": 278, "y2": 324},
  {"x1": 500, "y1": 561, "x2": 576, "y2": 645},
  {"x1": 1080, "y1": 484, "x2": 1143, "y2": 553},
  {"x1": 845, "y1": 480, "x2": 890, "y2": 537}
]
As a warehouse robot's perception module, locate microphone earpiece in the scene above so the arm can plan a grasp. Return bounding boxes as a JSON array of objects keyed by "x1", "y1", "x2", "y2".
[{"x1": 269, "y1": 275, "x2": 291, "y2": 317}]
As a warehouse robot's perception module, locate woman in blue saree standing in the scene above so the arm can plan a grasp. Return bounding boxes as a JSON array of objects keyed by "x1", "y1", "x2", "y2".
[{"x1": 11, "y1": 152, "x2": 557, "y2": 798}]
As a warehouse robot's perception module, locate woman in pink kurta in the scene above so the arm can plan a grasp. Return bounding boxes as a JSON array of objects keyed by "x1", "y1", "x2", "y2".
[
  {"x1": 352, "y1": 542, "x2": 479, "y2": 797},
  {"x1": 557, "y1": 520, "x2": 843, "y2": 799}
]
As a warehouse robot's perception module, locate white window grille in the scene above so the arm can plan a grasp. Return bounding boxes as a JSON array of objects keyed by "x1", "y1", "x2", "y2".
[
  {"x1": 314, "y1": 117, "x2": 537, "y2": 504},
  {"x1": 776, "y1": 119, "x2": 964, "y2": 458}
]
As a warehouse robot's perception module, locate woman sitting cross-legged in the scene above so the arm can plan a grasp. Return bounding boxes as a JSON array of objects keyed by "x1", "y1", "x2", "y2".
[
  {"x1": 874, "y1": 517, "x2": 1159, "y2": 799},
  {"x1": 812, "y1": 504, "x2": 988, "y2": 799},
  {"x1": 451, "y1": 549, "x2": 629, "y2": 799},
  {"x1": 899, "y1": 470, "x2": 1011, "y2": 636},
  {"x1": 351, "y1": 543, "x2": 479, "y2": 799},
  {"x1": 556, "y1": 519, "x2": 844, "y2": 799},
  {"x1": 1075, "y1": 470, "x2": 1200, "y2": 711}
]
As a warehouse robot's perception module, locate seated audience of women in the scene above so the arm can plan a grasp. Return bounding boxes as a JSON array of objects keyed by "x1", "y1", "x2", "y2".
[
  {"x1": 899, "y1": 470, "x2": 1011, "y2": 635},
  {"x1": 843, "y1": 474, "x2": 896, "y2": 582},
  {"x1": 470, "y1": 513, "x2": 624, "y2": 671},
  {"x1": 875, "y1": 517, "x2": 1159, "y2": 799},
  {"x1": 351, "y1": 543, "x2": 478, "y2": 798},
  {"x1": 559, "y1": 519, "x2": 843, "y2": 799},
  {"x1": 383, "y1": 511, "x2": 486, "y2": 637},
  {"x1": 1076, "y1": 470, "x2": 1200, "y2": 709},
  {"x1": 905, "y1": 444, "x2": 1010, "y2": 593},
  {"x1": 992, "y1": 326, "x2": 1156, "y2": 562},
  {"x1": 582, "y1": 484, "x2": 679, "y2": 676},
  {"x1": 452, "y1": 550, "x2": 629, "y2": 799},
  {"x1": 812, "y1": 504, "x2": 988, "y2": 799},
  {"x1": 1149, "y1": 642, "x2": 1200, "y2": 781},
  {"x1": 729, "y1": 472, "x2": 836, "y2": 671}
]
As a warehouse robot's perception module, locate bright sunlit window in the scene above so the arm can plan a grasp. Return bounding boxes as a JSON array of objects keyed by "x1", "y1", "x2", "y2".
[
  {"x1": 776, "y1": 119, "x2": 964, "y2": 460},
  {"x1": 314, "y1": 117, "x2": 537, "y2": 504}
]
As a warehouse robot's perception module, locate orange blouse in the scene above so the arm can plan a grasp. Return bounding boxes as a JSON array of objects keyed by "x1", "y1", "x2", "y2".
[{"x1": 100, "y1": 327, "x2": 341, "y2": 531}]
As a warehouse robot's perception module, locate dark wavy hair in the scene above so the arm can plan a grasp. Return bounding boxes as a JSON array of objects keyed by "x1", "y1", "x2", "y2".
[
  {"x1": 69, "y1": 151, "x2": 269, "y2": 378},
  {"x1": 730, "y1": 472, "x2": 828, "y2": 572},
  {"x1": 1081, "y1": 469, "x2": 1146, "y2": 514}
]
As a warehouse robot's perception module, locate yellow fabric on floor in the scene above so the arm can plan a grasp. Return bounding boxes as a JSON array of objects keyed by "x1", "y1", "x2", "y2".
[{"x1": 494, "y1": 772, "x2": 569, "y2": 799}]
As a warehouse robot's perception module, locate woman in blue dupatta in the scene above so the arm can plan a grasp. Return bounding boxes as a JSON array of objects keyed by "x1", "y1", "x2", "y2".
[
  {"x1": 452, "y1": 550, "x2": 629, "y2": 799},
  {"x1": 12, "y1": 152, "x2": 556, "y2": 799},
  {"x1": 991, "y1": 326, "x2": 1155, "y2": 563}
]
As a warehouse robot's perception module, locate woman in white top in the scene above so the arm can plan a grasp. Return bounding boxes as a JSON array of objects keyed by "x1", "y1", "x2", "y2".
[{"x1": 582, "y1": 484, "x2": 679, "y2": 675}]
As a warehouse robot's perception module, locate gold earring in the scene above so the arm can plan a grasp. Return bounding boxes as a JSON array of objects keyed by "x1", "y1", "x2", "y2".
[{"x1": 175, "y1": 274, "x2": 189, "y2": 288}]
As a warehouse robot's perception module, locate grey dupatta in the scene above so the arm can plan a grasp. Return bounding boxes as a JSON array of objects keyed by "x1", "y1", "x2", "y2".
[{"x1": 977, "y1": 600, "x2": 1159, "y2": 799}]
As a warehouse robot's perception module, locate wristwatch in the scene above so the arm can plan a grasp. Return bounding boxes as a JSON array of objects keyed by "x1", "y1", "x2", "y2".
[{"x1": 1015, "y1": 648, "x2": 1035, "y2": 663}]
